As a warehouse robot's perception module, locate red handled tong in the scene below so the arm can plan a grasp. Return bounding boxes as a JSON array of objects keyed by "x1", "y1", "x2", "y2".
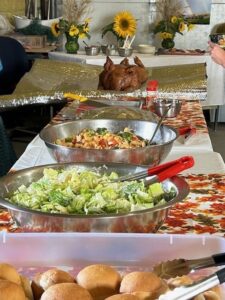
[{"x1": 114, "y1": 156, "x2": 194, "y2": 185}]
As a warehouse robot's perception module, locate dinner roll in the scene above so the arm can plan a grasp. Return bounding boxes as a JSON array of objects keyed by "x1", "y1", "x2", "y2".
[
  {"x1": 0, "y1": 262, "x2": 21, "y2": 285},
  {"x1": 40, "y1": 282, "x2": 93, "y2": 300},
  {"x1": 120, "y1": 271, "x2": 168, "y2": 298},
  {"x1": 193, "y1": 289, "x2": 221, "y2": 300},
  {"x1": 0, "y1": 279, "x2": 26, "y2": 300},
  {"x1": 20, "y1": 275, "x2": 34, "y2": 300},
  {"x1": 167, "y1": 275, "x2": 193, "y2": 289},
  {"x1": 105, "y1": 294, "x2": 139, "y2": 300},
  {"x1": 131, "y1": 291, "x2": 155, "y2": 300},
  {"x1": 77, "y1": 264, "x2": 121, "y2": 300},
  {"x1": 39, "y1": 268, "x2": 75, "y2": 290},
  {"x1": 31, "y1": 273, "x2": 44, "y2": 300}
]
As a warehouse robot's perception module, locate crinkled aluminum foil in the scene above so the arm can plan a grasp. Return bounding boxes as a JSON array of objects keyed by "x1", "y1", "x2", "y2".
[{"x1": 0, "y1": 59, "x2": 207, "y2": 109}]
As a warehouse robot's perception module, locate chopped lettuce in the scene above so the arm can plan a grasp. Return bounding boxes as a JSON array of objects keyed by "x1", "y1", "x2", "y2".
[{"x1": 7, "y1": 167, "x2": 175, "y2": 215}]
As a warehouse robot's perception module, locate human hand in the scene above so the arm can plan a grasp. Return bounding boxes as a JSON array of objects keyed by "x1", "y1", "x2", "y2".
[{"x1": 208, "y1": 41, "x2": 225, "y2": 67}]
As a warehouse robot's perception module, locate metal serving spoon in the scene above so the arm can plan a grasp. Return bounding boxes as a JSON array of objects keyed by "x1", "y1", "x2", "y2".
[{"x1": 148, "y1": 103, "x2": 172, "y2": 145}]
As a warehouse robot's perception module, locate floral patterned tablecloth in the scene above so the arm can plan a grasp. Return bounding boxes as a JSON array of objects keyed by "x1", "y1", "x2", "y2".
[
  {"x1": 1, "y1": 100, "x2": 224, "y2": 235},
  {"x1": 52, "y1": 100, "x2": 209, "y2": 134},
  {"x1": 162, "y1": 100, "x2": 208, "y2": 133}
]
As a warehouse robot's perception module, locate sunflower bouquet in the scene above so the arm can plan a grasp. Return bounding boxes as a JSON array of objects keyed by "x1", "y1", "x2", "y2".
[
  {"x1": 51, "y1": 0, "x2": 92, "y2": 53},
  {"x1": 154, "y1": 16, "x2": 194, "y2": 49},
  {"x1": 51, "y1": 18, "x2": 91, "y2": 40},
  {"x1": 102, "y1": 11, "x2": 137, "y2": 46}
]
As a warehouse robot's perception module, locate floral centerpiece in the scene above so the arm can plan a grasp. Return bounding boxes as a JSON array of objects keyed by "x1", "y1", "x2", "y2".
[
  {"x1": 101, "y1": 11, "x2": 137, "y2": 46},
  {"x1": 51, "y1": 0, "x2": 92, "y2": 54},
  {"x1": 154, "y1": 16, "x2": 194, "y2": 49},
  {"x1": 153, "y1": 0, "x2": 194, "y2": 49}
]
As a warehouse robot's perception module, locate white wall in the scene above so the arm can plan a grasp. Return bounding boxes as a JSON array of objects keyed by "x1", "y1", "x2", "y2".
[
  {"x1": 89, "y1": 0, "x2": 150, "y2": 48},
  {"x1": 57, "y1": 1, "x2": 215, "y2": 50},
  {"x1": 57, "y1": 0, "x2": 151, "y2": 49}
]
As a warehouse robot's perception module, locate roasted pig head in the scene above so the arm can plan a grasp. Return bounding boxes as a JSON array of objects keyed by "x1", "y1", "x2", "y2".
[{"x1": 98, "y1": 56, "x2": 148, "y2": 91}]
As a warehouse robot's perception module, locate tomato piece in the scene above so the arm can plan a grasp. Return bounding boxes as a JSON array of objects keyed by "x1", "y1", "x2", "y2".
[
  {"x1": 99, "y1": 139, "x2": 107, "y2": 148},
  {"x1": 108, "y1": 138, "x2": 118, "y2": 146}
]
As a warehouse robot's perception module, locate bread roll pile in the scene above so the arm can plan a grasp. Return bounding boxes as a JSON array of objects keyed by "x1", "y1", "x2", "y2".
[
  {"x1": 0, "y1": 263, "x2": 33, "y2": 300},
  {"x1": 0, "y1": 262, "x2": 221, "y2": 300}
]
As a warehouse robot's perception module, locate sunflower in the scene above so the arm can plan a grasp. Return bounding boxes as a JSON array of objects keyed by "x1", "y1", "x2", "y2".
[
  {"x1": 188, "y1": 24, "x2": 195, "y2": 31},
  {"x1": 171, "y1": 16, "x2": 178, "y2": 24},
  {"x1": 79, "y1": 32, "x2": 86, "y2": 39},
  {"x1": 178, "y1": 22, "x2": 186, "y2": 32},
  {"x1": 160, "y1": 32, "x2": 173, "y2": 39},
  {"x1": 69, "y1": 25, "x2": 79, "y2": 37},
  {"x1": 113, "y1": 11, "x2": 136, "y2": 38},
  {"x1": 83, "y1": 23, "x2": 89, "y2": 33},
  {"x1": 51, "y1": 22, "x2": 60, "y2": 37}
]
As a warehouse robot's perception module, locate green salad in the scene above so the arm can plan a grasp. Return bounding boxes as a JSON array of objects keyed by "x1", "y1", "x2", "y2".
[{"x1": 7, "y1": 168, "x2": 176, "y2": 215}]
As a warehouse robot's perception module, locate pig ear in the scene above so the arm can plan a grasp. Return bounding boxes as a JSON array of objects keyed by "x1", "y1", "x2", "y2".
[
  {"x1": 104, "y1": 56, "x2": 114, "y2": 71},
  {"x1": 120, "y1": 58, "x2": 129, "y2": 66},
  {"x1": 134, "y1": 56, "x2": 144, "y2": 68}
]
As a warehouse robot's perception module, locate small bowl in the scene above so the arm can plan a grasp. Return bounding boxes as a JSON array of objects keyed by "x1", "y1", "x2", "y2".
[
  {"x1": 153, "y1": 99, "x2": 183, "y2": 118},
  {"x1": 138, "y1": 44, "x2": 156, "y2": 55},
  {"x1": 85, "y1": 45, "x2": 100, "y2": 56},
  {"x1": 209, "y1": 34, "x2": 225, "y2": 48},
  {"x1": 101, "y1": 44, "x2": 108, "y2": 54},
  {"x1": 118, "y1": 47, "x2": 133, "y2": 57},
  {"x1": 105, "y1": 44, "x2": 118, "y2": 56}
]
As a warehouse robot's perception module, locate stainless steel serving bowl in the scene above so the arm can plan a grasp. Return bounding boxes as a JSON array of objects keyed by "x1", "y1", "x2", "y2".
[
  {"x1": 85, "y1": 45, "x2": 101, "y2": 56},
  {"x1": 118, "y1": 47, "x2": 133, "y2": 57},
  {"x1": 39, "y1": 119, "x2": 178, "y2": 166},
  {"x1": 153, "y1": 99, "x2": 183, "y2": 118},
  {"x1": 0, "y1": 162, "x2": 189, "y2": 233},
  {"x1": 105, "y1": 44, "x2": 118, "y2": 56}
]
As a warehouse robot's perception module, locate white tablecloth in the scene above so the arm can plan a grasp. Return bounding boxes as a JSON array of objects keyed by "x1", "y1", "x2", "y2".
[{"x1": 49, "y1": 51, "x2": 225, "y2": 107}]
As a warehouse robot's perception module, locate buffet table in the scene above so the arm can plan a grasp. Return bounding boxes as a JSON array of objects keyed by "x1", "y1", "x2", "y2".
[
  {"x1": 49, "y1": 51, "x2": 225, "y2": 108},
  {"x1": 1, "y1": 99, "x2": 225, "y2": 235},
  {"x1": 11, "y1": 100, "x2": 214, "y2": 171}
]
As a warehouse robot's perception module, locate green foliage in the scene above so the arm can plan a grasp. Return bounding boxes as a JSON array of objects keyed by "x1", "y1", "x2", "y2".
[
  {"x1": 101, "y1": 22, "x2": 123, "y2": 43},
  {"x1": 184, "y1": 14, "x2": 210, "y2": 25}
]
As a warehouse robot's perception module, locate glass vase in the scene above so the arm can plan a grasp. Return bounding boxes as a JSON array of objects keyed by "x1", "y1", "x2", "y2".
[
  {"x1": 161, "y1": 38, "x2": 175, "y2": 49},
  {"x1": 65, "y1": 34, "x2": 79, "y2": 54}
]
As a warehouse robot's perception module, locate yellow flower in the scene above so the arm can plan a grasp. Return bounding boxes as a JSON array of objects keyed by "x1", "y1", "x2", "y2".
[
  {"x1": 69, "y1": 25, "x2": 79, "y2": 37},
  {"x1": 160, "y1": 32, "x2": 173, "y2": 39},
  {"x1": 179, "y1": 22, "x2": 186, "y2": 32},
  {"x1": 51, "y1": 22, "x2": 60, "y2": 37},
  {"x1": 188, "y1": 24, "x2": 195, "y2": 31},
  {"x1": 83, "y1": 25, "x2": 89, "y2": 33},
  {"x1": 85, "y1": 18, "x2": 91, "y2": 24},
  {"x1": 79, "y1": 32, "x2": 86, "y2": 39},
  {"x1": 113, "y1": 11, "x2": 137, "y2": 38},
  {"x1": 171, "y1": 16, "x2": 178, "y2": 24}
]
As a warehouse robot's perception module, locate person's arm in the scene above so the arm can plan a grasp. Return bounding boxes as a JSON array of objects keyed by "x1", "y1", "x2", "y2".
[{"x1": 209, "y1": 41, "x2": 225, "y2": 67}]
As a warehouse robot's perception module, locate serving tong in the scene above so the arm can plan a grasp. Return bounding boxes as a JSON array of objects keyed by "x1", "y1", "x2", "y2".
[
  {"x1": 158, "y1": 267, "x2": 225, "y2": 300},
  {"x1": 155, "y1": 252, "x2": 225, "y2": 299},
  {"x1": 114, "y1": 156, "x2": 194, "y2": 185},
  {"x1": 153, "y1": 252, "x2": 225, "y2": 280}
]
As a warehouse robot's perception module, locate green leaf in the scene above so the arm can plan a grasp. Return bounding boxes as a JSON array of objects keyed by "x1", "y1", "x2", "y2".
[{"x1": 101, "y1": 22, "x2": 114, "y2": 38}]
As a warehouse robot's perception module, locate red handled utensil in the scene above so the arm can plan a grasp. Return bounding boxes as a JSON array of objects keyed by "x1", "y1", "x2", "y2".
[
  {"x1": 178, "y1": 126, "x2": 197, "y2": 143},
  {"x1": 114, "y1": 156, "x2": 194, "y2": 185}
]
